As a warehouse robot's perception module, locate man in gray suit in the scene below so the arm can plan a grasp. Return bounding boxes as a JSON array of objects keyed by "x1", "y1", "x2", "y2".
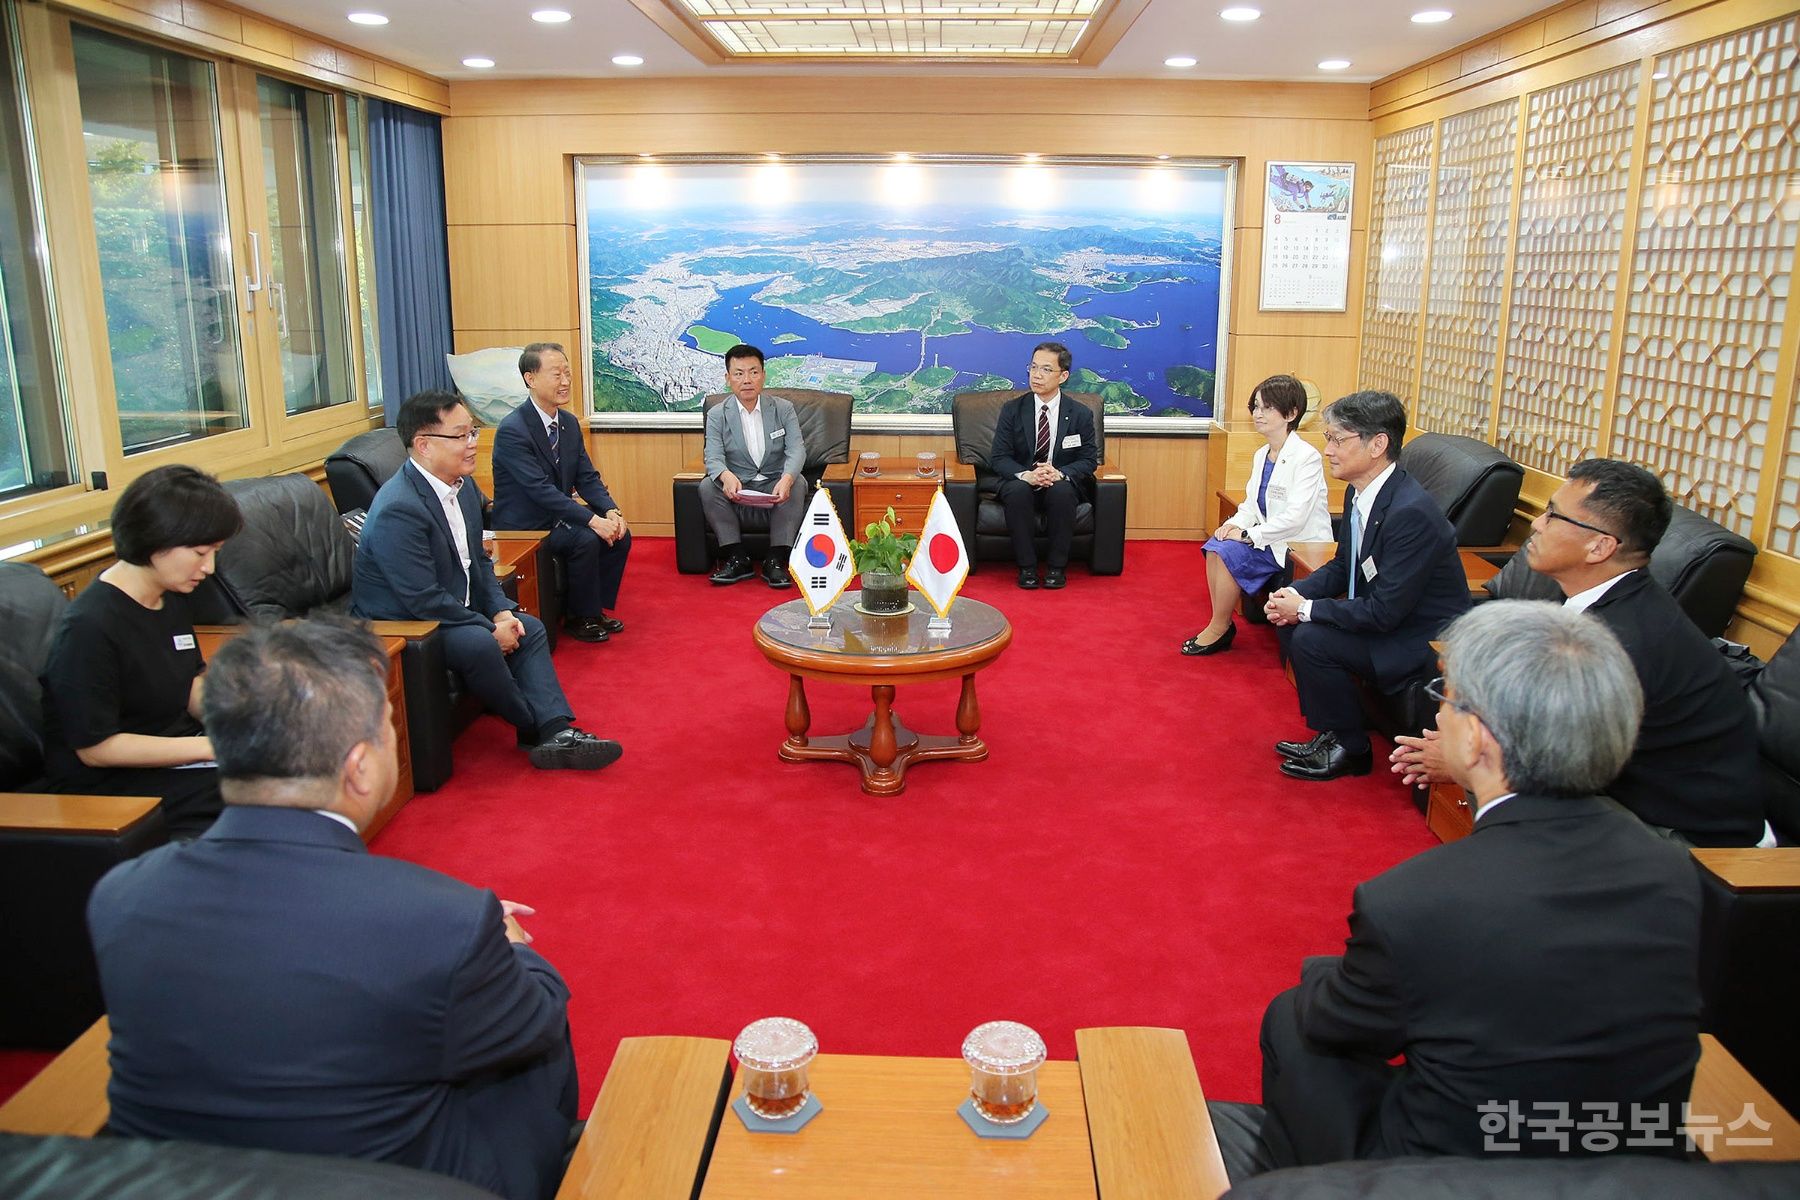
[{"x1": 700, "y1": 343, "x2": 808, "y2": 587}]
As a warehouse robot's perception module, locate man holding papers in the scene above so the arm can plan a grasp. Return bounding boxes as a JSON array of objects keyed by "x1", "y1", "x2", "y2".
[{"x1": 700, "y1": 343, "x2": 808, "y2": 588}]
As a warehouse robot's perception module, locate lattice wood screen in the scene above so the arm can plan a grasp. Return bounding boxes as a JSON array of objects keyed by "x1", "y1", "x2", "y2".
[
  {"x1": 1416, "y1": 99, "x2": 1518, "y2": 439},
  {"x1": 1357, "y1": 125, "x2": 1435, "y2": 404},
  {"x1": 1500, "y1": 63, "x2": 1639, "y2": 476},
  {"x1": 1361, "y1": 10, "x2": 1800, "y2": 563}
]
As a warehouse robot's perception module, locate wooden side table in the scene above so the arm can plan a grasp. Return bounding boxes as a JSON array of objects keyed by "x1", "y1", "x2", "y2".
[{"x1": 851, "y1": 457, "x2": 962, "y2": 536}]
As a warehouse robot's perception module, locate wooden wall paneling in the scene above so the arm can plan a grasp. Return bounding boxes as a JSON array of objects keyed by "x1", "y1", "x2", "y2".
[
  {"x1": 1229, "y1": 335, "x2": 1361, "y2": 414},
  {"x1": 1110, "y1": 436, "x2": 1207, "y2": 539},
  {"x1": 589, "y1": 430, "x2": 690, "y2": 533},
  {"x1": 448, "y1": 226, "x2": 579, "y2": 332},
  {"x1": 443, "y1": 117, "x2": 574, "y2": 226}
]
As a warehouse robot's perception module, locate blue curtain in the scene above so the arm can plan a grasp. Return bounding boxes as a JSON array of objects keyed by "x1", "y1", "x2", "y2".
[{"x1": 367, "y1": 99, "x2": 454, "y2": 420}]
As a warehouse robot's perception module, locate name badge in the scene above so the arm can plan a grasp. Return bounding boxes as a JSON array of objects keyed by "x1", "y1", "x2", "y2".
[
  {"x1": 770, "y1": 428, "x2": 786, "y2": 439},
  {"x1": 1361, "y1": 558, "x2": 1379, "y2": 583},
  {"x1": 1061, "y1": 432, "x2": 1082, "y2": 449},
  {"x1": 173, "y1": 633, "x2": 196, "y2": 651}
]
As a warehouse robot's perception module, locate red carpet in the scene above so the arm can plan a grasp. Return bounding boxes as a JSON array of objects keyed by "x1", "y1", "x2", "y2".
[{"x1": 2, "y1": 538, "x2": 1436, "y2": 1114}]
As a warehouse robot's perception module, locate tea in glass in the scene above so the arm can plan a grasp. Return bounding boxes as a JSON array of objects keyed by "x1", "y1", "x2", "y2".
[
  {"x1": 734, "y1": 1017, "x2": 818, "y2": 1119},
  {"x1": 962, "y1": 1020, "x2": 1045, "y2": 1124}
]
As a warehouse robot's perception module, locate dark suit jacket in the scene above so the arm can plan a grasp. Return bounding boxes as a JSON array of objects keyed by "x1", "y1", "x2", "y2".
[
  {"x1": 491, "y1": 401, "x2": 617, "y2": 532},
  {"x1": 89, "y1": 805, "x2": 572, "y2": 1195},
  {"x1": 1294, "y1": 794, "x2": 1702, "y2": 1160},
  {"x1": 1586, "y1": 570, "x2": 1764, "y2": 846},
  {"x1": 988, "y1": 391, "x2": 1099, "y2": 491},
  {"x1": 1295, "y1": 466, "x2": 1470, "y2": 687},
  {"x1": 353, "y1": 461, "x2": 512, "y2": 630}
]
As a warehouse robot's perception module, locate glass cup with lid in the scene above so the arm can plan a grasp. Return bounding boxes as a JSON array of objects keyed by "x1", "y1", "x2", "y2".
[
  {"x1": 962, "y1": 1020, "x2": 1045, "y2": 1124},
  {"x1": 734, "y1": 1017, "x2": 818, "y2": 1119}
]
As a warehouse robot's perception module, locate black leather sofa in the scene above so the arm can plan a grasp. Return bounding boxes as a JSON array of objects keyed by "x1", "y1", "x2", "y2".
[
  {"x1": 0, "y1": 563, "x2": 169, "y2": 1048},
  {"x1": 1751, "y1": 626, "x2": 1800, "y2": 846},
  {"x1": 0, "y1": 1132, "x2": 501, "y2": 1199},
  {"x1": 672, "y1": 389, "x2": 854, "y2": 574},
  {"x1": 947, "y1": 390, "x2": 1127, "y2": 574},
  {"x1": 184, "y1": 474, "x2": 467, "y2": 793},
  {"x1": 1397, "y1": 432, "x2": 1524, "y2": 547},
  {"x1": 324, "y1": 428, "x2": 562, "y2": 647},
  {"x1": 1482, "y1": 501, "x2": 1758, "y2": 639}
]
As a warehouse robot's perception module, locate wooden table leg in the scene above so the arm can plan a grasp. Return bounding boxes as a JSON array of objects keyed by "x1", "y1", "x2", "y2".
[
  {"x1": 868, "y1": 685, "x2": 898, "y2": 769},
  {"x1": 956, "y1": 673, "x2": 981, "y2": 745},
  {"x1": 785, "y1": 675, "x2": 810, "y2": 748}
]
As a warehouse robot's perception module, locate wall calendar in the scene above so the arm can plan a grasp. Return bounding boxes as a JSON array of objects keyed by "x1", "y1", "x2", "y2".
[{"x1": 1259, "y1": 161, "x2": 1355, "y2": 312}]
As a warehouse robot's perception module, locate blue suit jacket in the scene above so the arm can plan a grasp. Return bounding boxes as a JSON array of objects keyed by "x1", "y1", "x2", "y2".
[
  {"x1": 1295, "y1": 466, "x2": 1470, "y2": 687},
  {"x1": 490, "y1": 401, "x2": 617, "y2": 532},
  {"x1": 988, "y1": 391, "x2": 1099, "y2": 490},
  {"x1": 89, "y1": 805, "x2": 572, "y2": 1195},
  {"x1": 353, "y1": 460, "x2": 511, "y2": 630}
]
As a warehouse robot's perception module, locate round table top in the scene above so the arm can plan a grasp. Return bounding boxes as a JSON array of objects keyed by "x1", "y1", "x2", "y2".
[{"x1": 756, "y1": 594, "x2": 1009, "y2": 663}]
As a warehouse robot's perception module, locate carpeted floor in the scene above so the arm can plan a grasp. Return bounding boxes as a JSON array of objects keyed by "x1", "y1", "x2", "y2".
[{"x1": 2, "y1": 537, "x2": 1436, "y2": 1114}]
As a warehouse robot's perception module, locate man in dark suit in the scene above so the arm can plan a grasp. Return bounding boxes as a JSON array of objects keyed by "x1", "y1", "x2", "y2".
[
  {"x1": 989, "y1": 341, "x2": 1099, "y2": 590},
  {"x1": 1236, "y1": 602, "x2": 1701, "y2": 1175},
  {"x1": 1394, "y1": 458, "x2": 1768, "y2": 846},
  {"x1": 89, "y1": 618, "x2": 579, "y2": 1200},
  {"x1": 353, "y1": 390, "x2": 620, "y2": 771},
  {"x1": 1264, "y1": 390, "x2": 1469, "y2": 780},
  {"x1": 492, "y1": 342, "x2": 630, "y2": 644}
]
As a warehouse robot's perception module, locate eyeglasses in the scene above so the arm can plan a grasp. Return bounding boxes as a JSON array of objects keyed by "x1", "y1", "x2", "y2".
[
  {"x1": 1322, "y1": 430, "x2": 1364, "y2": 449},
  {"x1": 1423, "y1": 675, "x2": 1479, "y2": 720},
  {"x1": 1027, "y1": 364, "x2": 1062, "y2": 376},
  {"x1": 1543, "y1": 504, "x2": 1619, "y2": 541},
  {"x1": 418, "y1": 428, "x2": 480, "y2": 444}
]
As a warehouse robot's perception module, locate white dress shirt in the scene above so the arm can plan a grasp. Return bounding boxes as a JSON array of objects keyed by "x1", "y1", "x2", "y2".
[
  {"x1": 1562, "y1": 570, "x2": 1633, "y2": 613},
  {"x1": 735, "y1": 397, "x2": 766, "y2": 468},
  {"x1": 408, "y1": 460, "x2": 471, "y2": 605},
  {"x1": 314, "y1": 809, "x2": 359, "y2": 835},
  {"x1": 1301, "y1": 462, "x2": 1396, "y2": 622}
]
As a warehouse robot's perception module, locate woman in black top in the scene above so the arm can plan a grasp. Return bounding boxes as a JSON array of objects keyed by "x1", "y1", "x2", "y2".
[{"x1": 40, "y1": 465, "x2": 242, "y2": 837}]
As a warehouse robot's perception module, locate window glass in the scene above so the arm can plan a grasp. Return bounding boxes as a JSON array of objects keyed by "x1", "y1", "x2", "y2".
[
  {"x1": 0, "y1": 9, "x2": 72, "y2": 496},
  {"x1": 256, "y1": 74, "x2": 353, "y2": 417},
  {"x1": 72, "y1": 25, "x2": 246, "y2": 453},
  {"x1": 345, "y1": 93, "x2": 381, "y2": 413}
]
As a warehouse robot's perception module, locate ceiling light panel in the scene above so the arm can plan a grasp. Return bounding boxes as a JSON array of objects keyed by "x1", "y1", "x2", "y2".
[{"x1": 668, "y1": 0, "x2": 1107, "y2": 60}]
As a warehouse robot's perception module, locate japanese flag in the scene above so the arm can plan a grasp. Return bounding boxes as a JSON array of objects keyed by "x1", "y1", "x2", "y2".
[
  {"x1": 787, "y1": 487, "x2": 856, "y2": 615},
  {"x1": 905, "y1": 490, "x2": 969, "y2": 619}
]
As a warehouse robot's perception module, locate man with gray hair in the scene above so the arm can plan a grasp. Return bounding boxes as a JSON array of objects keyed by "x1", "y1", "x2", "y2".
[
  {"x1": 1223, "y1": 602, "x2": 1701, "y2": 1175},
  {"x1": 88, "y1": 618, "x2": 578, "y2": 1200}
]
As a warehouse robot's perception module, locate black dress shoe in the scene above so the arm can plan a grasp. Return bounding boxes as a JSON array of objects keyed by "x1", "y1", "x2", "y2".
[
  {"x1": 1017, "y1": 568, "x2": 1040, "y2": 589},
  {"x1": 711, "y1": 555, "x2": 754, "y2": 585},
  {"x1": 598, "y1": 614, "x2": 625, "y2": 634},
  {"x1": 565, "y1": 618, "x2": 610, "y2": 643},
  {"x1": 1180, "y1": 622, "x2": 1236, "y2": 657},
  {"x1": 528, "y1": 728, "x2": 624, "y2": 771},
  {"x1": 1274, "y1": 730, "x2": 1332, "y2": 760},
  {"x1": 1043, "y1": 567, "x2": 1067, "y2": 589},
  {"x1": 763, "y1": 558, "x2": 793, "y2": 588},
  {"x1": 1278, "y1": 733, "x2": 1373, "y2": 782}
]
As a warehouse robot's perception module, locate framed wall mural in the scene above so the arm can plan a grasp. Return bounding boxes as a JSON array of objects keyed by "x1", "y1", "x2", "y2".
[{"x1": 576, "y1": 157, "x2": 1233, "y2": 431}]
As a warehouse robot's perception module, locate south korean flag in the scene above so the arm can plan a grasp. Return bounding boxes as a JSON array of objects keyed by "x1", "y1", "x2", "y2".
[{"x1": 787, "y1": 487, "x2": 855, "y2": 615}]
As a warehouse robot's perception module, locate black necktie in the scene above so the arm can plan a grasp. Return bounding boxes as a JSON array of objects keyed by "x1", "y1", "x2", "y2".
[
  {"x1": 1034, "y1": 404, "x2": 1051, "y2": 463},
  {"x1": 547, "y1": 418, "x2": 560, "y2": 463}
]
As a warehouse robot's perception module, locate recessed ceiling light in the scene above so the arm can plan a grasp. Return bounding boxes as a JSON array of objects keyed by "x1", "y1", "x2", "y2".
[
  {"x1": 347, "y1": 12, "x2": 388, "y2": 25},
  {"x1": 894, "y1": 152, "x2": 912, "y2": 162},
  {"x1": 638, "y1": 153, "x2": 654, "y2": 160},
  {"x1": 765, "y1": 152, "x2": 782, "y2": 160},
  {"x1": 1165, "y1": 56, "x2": 1198, "y2": 68},
  {"x1": 612, "y1": 54, "x2": 644, "y2": 66},
  {"x1": 1157, "y1": 154, "x2": 1171, "y2": 160},
  {"x1": 1220, "y1": 7, "x2": 1260, "y2": 21},
  {"x1": 1411, "y1": 9, "x2": 1453, "y2": 22},
  {"x1": 1318, "y1": 59, "x2": 1351, "y2": 70},
  {"x1": 532, "y1": 9, "x2": 572, "y2": 22},
  {"x1": 462, "y1": 57, "x2": 494, "y2": 68}
]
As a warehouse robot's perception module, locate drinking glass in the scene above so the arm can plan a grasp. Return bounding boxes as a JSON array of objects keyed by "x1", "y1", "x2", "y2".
[
  {"x1": 962, "y1": 1020, "x2": 1044, "y2": 1124},
  {"x1": 734, "y1": 1017, "x2": 818, "y2": 1119}
]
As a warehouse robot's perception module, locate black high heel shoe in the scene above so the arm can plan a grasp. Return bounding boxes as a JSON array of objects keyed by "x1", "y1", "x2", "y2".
[{"x1": 1179, "y1": 622, "x2": 1236, "y2": 657}]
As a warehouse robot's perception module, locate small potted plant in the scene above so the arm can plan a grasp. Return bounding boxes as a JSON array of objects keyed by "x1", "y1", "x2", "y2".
[{"x1": 853, "y1": 507, "x2": 919, "y2": 614}]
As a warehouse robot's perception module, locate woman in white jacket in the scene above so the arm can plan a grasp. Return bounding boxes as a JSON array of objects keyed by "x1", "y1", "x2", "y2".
[{"x1": 1182, "y1": 374, "x2": 1333, "y2": 656}]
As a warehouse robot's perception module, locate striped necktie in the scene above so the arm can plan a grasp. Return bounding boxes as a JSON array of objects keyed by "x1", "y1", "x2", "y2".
[
  {"x1": 1034, "y1": 403, "x2": 1051, "y2": 463},
  {"x1": 547, "y1": 417, "x2": 560, "y2": 463}
]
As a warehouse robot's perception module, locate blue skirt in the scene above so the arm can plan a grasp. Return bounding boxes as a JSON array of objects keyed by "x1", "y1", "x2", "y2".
[{"x1": 1203, "y1": 535, "x2": 1282, "y2": 594}]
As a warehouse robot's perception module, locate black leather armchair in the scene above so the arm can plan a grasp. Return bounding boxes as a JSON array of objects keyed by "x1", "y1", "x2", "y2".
[
  {"x1": 324, "y1": 427, "x2": 562, "y2": 646},
  {"x1": 947, "y1": 390, "x2": 1127, "y2": 574},
  {"x1": 1483, "y1": 501, "x2": 1757, "y2": 639},
  {"x1": 0, "y1": 563, "x2": 169, "y2": 1048},
  {"x1": 672, "y1": 389, "x2": 854, "y2": 574},
  {"x1": 1750, "y1": 626, "x2": 1800, "y2": 847},
  {"x1": 1397, "y1": 432, "x2": 1524, "y2": 547},
  {"x1": 185, "y1": 474, "x2": 464, "y2": 793}
]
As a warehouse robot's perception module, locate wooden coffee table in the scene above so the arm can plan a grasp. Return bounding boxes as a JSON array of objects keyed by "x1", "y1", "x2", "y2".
[{"x1": 753, "y1": 595, "x2": 1012, "y2": 795}]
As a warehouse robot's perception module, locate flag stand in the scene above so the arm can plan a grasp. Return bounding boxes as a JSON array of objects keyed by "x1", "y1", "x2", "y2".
[
  {"x1": 927, "y1": 614, "x2": 952, "y2": 635},
  {"x1": 807, "y1": 610, "x2": 833, "y2": 630}
]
